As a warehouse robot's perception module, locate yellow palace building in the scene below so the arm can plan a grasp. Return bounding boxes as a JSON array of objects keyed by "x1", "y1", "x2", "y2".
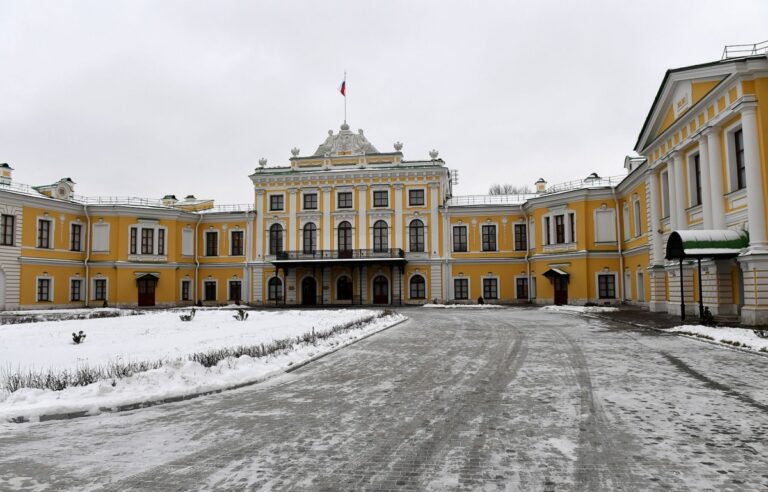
[{"x1": 1, "y1": 47, "x2": 767, "y2": 324}]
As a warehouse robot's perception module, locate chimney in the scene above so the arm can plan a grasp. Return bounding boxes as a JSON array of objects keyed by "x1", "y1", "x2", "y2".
[
  {"x1": 0, "y1": 163, "x2": 13, "y2": 186},
  {"x1": 535, "y1": 178, "x2": 547, "y2": 194},
  {"x1": 162, "y1": 194, "x2": 178, "y2": 206}
]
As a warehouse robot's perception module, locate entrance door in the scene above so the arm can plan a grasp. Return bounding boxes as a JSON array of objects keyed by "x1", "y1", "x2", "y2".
[
  {"x1": 301, "y1": 277, "x2": 317, "y2": 305},
  {"x1": 553, "y1": 276, "x2": 568, "y2": 305},
  {"x1": 373, "y1": 276, "x2": 389, "y2": 304},
  {"x1": 137, "y1": 276, "x2": 157, "y2": 307}
]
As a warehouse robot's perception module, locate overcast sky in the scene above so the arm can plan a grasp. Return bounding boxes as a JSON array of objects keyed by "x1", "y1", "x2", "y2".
[{"x1": 1, "y1": 1, "x2": 767, "y2": 204}]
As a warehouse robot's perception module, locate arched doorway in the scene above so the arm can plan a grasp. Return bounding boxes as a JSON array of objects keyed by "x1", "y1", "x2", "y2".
[
  {"x1": 301, "y1": 277, "x2": 317, "y2": 305},
  {"x1": 136, "y1": 274, "x2": 158, "y2": 307},
  {"x1": 372, "y1": 275, "x2": 389, "y2": 305}
]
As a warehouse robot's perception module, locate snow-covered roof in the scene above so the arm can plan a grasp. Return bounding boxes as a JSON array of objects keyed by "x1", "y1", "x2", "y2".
[
  {"x1": 446, "y1": 194, "x2": 534, "y2": 207},
  {"x1": 666, "y1": 229, "x2": 749, "y2": 259}
]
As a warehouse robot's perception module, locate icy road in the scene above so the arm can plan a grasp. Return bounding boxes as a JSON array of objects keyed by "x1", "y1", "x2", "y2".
[{"x1": 2, "y1": 308, "x2": 768, "y2": 491}]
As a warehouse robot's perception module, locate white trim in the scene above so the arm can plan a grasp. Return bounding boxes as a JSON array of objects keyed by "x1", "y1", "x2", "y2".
[
  {"x1": 227, "y1": 278, "x2": 243, "y2": 302},
  {"x1": 268, "y1": 192, "x2": 286, "y2": 211},
  {"x1": 180, "y1": 278, "x2": 193, "y2": 301},
  {"x1": 636, "y1": 269, "x2": 645, "y2": 303},
  {"x1": 301, "y1": 190, "x2": 319, "y2": 211},
  {"x1": 336, "y1": 190, "x2": 354, "y2": 209},
  {"x1": 406, "y1": 218, "x2": 427, "y2": 253},
  {"x1": 514, "y1": 274, "x2": 529, "y2": 300},
  {"x1": 482, "y1": 275, "x2": 500, "y2": 300},
  {"x1": 512, "y1": 222, "x2": 527, "y2": 251},
  {"x1": 451, "y1": 224, "x2": 469, "y2": 252},
  {"x1": 91, "y1": 276, "x2": 108, "y2": 302},
  {"x1": 35, "y1": 275, "x2": 54, "y2": 302},
  {"x1": 595, "y1": 272, "x2": 619, "y2": 300},
  {"x1": 623, "y1": 203, "x2": 631, "y2": 241},
  {"x1": 202, "y1": 278, "x2": 218, "y2": 302},
  {"x1": 723, "y1": 119, "x2": 743, "y2": 193},
  {"x1": 370, "y1": 273, "x2": 391, "y2": 304},
  {"x1": 69, "y1": 221, "x2": 84, "y2": 252},
  {"x1": 371, "y1": 218, "x2": 391, "y2": 251},
  {"x1": 36, "y1": 217, "x2": 54, "y2": 249},
  {"x1": 229, "y1": 228, "x2": 245, "y2": 257},
  {"x1": 480, "y1": 222, "x2": 499, "y2": 252},
  {"x1": 301, "y1": 221, "x2": 319, "y2": 253},
  {"x1": 633, "y1": 197, "x2": 643, "y2": 238},
  {"x1": 371, "y1": 189, "x2": 390, "y2": 208},
  {"x1": 267, "y1": 276, "x2": 283, "y2": 301},
  {"x1": 686, "y1": 149, "x2": 702, "y2": 208},
  {"x1": 203, "y1": 228, "x2": 219, "y2": 257},
  {"x1": 407, "y1": 187, "x2": 427, "y2": 208},
  {"x1": 128, "y1": 223, "x2": 168, "y2": 256},
  {"x1": 91, "y1": 222, "x2": 110, "y2": 253},
  {"x1": 407, "y1": 272, "x2": 428, "y2": 300},
  {"x1": 593, "y1": 207, "x2": 617, "y2": 244},
  {"x1": 68, "y1": 276, "x2": 84, "y2": 302}
]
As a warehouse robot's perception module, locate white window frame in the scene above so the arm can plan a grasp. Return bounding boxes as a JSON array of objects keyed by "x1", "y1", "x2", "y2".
[
  {"x1": 482, "y1": 276, "x2": 500, "y2": 300},
  {"x1": 633, "y1": 197, "x2": 642, "y2": 238},
  {"x1": 723, "y1": 119, "x2": 744, "y2": 193},
  {"x1": 480, "y1": 222, "x2": 498, "y2": 252},
  {"x1": 267, "y1": 221, "x2": 286, "y2": 256},
  {"x1": 371, "y1": 189, "x2": 390, "y2": 208},
  {"x1": 636, "y1": 270, "x2": 645, "y2": 302},
  {"x1": 92, "y1": 277, "x2": 109, "y2": 302},
  {"x1": 268, "y1": 193, "x2": 285, "y2": 211},
  {"x1": 302, "y1": 191, "x2": 319, "y2": 211},
  {"x1": 36, "y1": 217, "x2": 54, "y2": 249},
  {"x1": 229, "y1": 228, "x2": 245, "y2": 257},
  {"x1": 452, "y1": 276, "x2": 470, "y2": 301},
  {"x1": 204, "y1": 229, "x2": 219, "y2": 257},
  {"x1": 180, "y1": 279, "x2": 193, "y2": 301},
  {"x1": 595, "y1": 272, "x2": 618, "y2": 300},
  {"x1": 128, "y1": 223, "x2": 168, "y2": 256},
  {"x1": 69, "y1": 221, "x2": 84, "y2": 252},
  {"x1": 182, "y1": 227, "x2": 194, "y2": 257},
  {"x1": 623, "y1": 204, "x2": 631, "y2": 241},
  {"x1": 529, "y1": 218, "x2": 536, "y2": 249},
  {"x1": 542, "y1": 210, "x2": 576, "y2": 246},
  {"x1": 36, "y1": 275, "x2": 54, "y2": 302},
  {"x1": 407, "y1": 273, "x2": 428, "y2": 300},
  {"x1": 687, "y1": 151, "x2": 702, "y2": 208},
  {"x1": 227, "y1": 279, "x2": 243, "y2": 302},
  {"x1": 593, "y1": 208, "x2": 617, "y2": 244},
  {"x1": 267, "y1": 276, "x2": 283, "y2": 301},
  {"x1": 406, "y1": 218, "x2": 427, "y2": 253},
  {"x1": 515, "y1": 275, "x2": 529, "y2": 300},
  {"x1": 513, "y1": 223, "x2": 527, "y2": 251},
  {"x1": 69, "y1": 276, "x2": 84, "y2": 302},
  {"x1": 371, "y1": 219, "x2": 391, "y2": 251},
  {"x1": 452, "y1": 224, "x2": 468, "y2": 252},
  {"x1": 92, "y1": 222, "x2": 110, "y2": 253},
  {"x1": 203, "y1": 279, "x2": 218, "y2": 302},
  {"x1": 660, "y1": 170, "x2": 670, "y2": 218},
  {"x1": 407, "y1": 187, "x2": 427, "y2": 207},
  {"x1": 301, "y1": 221, "x2": 319, "y2": 254}
]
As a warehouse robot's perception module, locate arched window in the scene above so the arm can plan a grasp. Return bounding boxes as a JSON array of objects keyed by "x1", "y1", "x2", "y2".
[
  {"x1": 409, "y1": 275, "x2": 426, "y2": 299},
  {"x1": 337, "y1": 221, "x2": 352, "y2": 253},
  {"x1": 373, "y1": 220, "x2": 388, "y2": 252},
  {"x1": 267, "y1": 277, "x2": 283, "y2": 301},
  {"x1": 303, "y1": 223, "x2": 317, "y2": 254},
  {"x1": 269, "y1": 224, "x2": 283, "y2": 255},
  {"x1": 409, "y1": 219, "x2": 425, "y2": 252},
  {"x1": 336, "y1": 275, "x2": 353, "y2": 301}
]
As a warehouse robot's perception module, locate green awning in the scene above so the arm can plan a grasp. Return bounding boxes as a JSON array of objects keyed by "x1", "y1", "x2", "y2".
[{"x1": 665, "y1": 230, "x2": 748, "y2": 260}]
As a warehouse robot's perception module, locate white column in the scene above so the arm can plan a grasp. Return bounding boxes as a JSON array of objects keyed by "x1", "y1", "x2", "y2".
[
  {"x1": 647, "y1": 172, "x2": 663, "y2": 264},
  {"x1": 697, "y1": 136, "x2": 714, "y2": 229},
  {"x1": 394, "y1": 184, "x2": 404, "y2": 250},
  {"x1": 672, "y1": 152, "x2": 686, "y2": 229},
  {"x1": 741, "y1": 106, "x2": 767, "y2": 251},
  {"x1": 429, "y1": 183, "x2": 440, "y2": 257},
  {"x1": 288, "y1": 188, "x2": 298, "y2": 251},
  {"x1": 322, "y1": 186, "x2": 332, "y2": 250},
  {"x1": 564, "y1": 210, "x2": 571, "y2": 243},
  {"x1": 357, "y1": 185, "x2": 368, "y2": 250},
  {"x1": 705, "y1": 127, "x2": 727, "y2": 229},
  {"x1": 255, "y1": 190, "x2": 265, "y2": 260}
]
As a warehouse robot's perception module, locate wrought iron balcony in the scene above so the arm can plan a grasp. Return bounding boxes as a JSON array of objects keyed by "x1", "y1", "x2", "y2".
[{"x1": 274, "y1": 248, "x2": 405, "y2": 261}]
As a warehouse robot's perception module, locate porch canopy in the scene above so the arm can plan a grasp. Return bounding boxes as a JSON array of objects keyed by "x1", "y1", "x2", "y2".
[
  {"x1": 665, "y1": 229, "x2": 748, "y2": 260},
  {"x1": 664, "y1": 229, "x2": 748, "y2": 322},
  {"x1": 543, "y1": 268, "x2": 569, "y2": 279}
]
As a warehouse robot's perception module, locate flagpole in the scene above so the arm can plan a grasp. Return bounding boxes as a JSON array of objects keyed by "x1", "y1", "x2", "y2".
[{"x1": 344, "y1": 70, "x2": 347, "y2": 124}]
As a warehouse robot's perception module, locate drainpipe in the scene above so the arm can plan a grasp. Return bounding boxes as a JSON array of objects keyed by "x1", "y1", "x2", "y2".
[
  {"x1": 611, "y1": 187, "x2": 625, "y2": 303},
  {"x1": 243, "y1": 208, "x2": 252, "y2": 304},
  {"x1": 84, "y1": 204, "x2": 91, "y2": 307},
  {"x1": 523, "y1": 209, "x2": 531, "y2": 302},
  {"x1": 194, "y1": 213, "x2": 203, "y2": 304}
]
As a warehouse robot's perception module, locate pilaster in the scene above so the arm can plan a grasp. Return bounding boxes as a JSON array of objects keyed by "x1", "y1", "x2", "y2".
[
  {"x1": 429, "y1": 182, "x2": 440, "y2": 258},
  {"x1": 696, "y1": 134, "x2": 714, "y2": 229},
  {"x1": 701, "y1": 259, "x2": 736, "y2": 316},
  {"x1": 286, "y1": 269, "x2": 297, "y2": 304},
  {"x1": 666, "y1": 262, "x2": 696, "y2": 317},
  {"x1": 740, "y1": 104, "x2": 767, "y2": 252},
  {"x1": 738, "y1": 254, "x2": 768, "y2": 325},
  {"x1": 394, "y1": 183, "x2": 404, "y2": 250},
  {"x1": 255, "y1": 189, "x2": 265, "y2": 260},
  {"x1": 288, "y1": 188, "x2": 298, "y2": 251},
  {"x1": 672, "y1": 152, "x2": 686, "y2": 229},
  {"x1": 704, "y1": 126, "x2": 727, "y2": 230},
  {"x1": 322, "y1": 186, "x2": 332, "y2": 250},
  {"x1": 357, "y1": 185, "x2": 368, "y2": 250}
]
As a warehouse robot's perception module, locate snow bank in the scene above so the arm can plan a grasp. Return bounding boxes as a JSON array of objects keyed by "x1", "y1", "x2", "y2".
[
  {"x1": 422, "y1": 303, "x2": 505, "y2": 309},
  {"x1": 669, "y1": 324, "x2": 768, "y2": 353},
  {"x1": 540, "y1": 305, "x2": 619, "y2": 313},
  {"x1": 0, "y1": 312, "x2": 406, "y2": 422}
]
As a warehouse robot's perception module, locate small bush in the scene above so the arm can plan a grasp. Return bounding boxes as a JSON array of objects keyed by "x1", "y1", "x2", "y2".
[
  {"x1": 233, "y1": 308, "x2": 249, "y2": 321},
  {"x1": 72, "y1": 331, "x2": 87, "y2": 344},
  {"x1": 179, "y1": 308, "x2": 196, "y2": 322},
  {"x1": 477, "y1": 296, "x2": 485, "y2": 305}
]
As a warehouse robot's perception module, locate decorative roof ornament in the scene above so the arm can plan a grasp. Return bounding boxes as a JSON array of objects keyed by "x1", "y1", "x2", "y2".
[
  {"x1": 312, "y1": 122, "x2": 379, "y2": 157},
  {"x1": 429, "y1": 149, "x2": 439, "y2": 160},
  {"x1": 258, "y1": 158, "x2": 267, "y2": 168},
  {"x1": 394, "y1": 141, "x2": 403, "y2": 151},
  {"x1": 291, "y1": 147, "x2": 300, "y2": 157}
]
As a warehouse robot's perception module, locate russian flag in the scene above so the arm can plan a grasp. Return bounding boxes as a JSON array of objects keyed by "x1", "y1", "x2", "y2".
[{"x1": 339, "y1": 79, "x2": 346, "y2": 96}]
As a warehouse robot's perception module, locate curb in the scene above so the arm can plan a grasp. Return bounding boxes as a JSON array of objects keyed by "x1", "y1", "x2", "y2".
[
  {"x1": 586, "y1": 313, "x2": 768, "y2": 360},
  {"x1": 7, "y1": 315, "x2": 410, "y2": 424}
]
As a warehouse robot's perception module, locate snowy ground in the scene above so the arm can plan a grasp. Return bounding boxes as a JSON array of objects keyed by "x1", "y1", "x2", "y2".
[
  {"x1": 0, "y1": 309, "x2": 405, "y2": 422},
  {"x1": 2, "y1": 308, "x2": 767, "y2": 490},
  {"x1": 422, "y1": 303, "x2": 505, "y2": 309},
  {"x1": 540, "y1": 304, "x2": 619, "y2": 313},
  {"x1": 670, "y1": 324, "x2": 768, "y2": 353}
]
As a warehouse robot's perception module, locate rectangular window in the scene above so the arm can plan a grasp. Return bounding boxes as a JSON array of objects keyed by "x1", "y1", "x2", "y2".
[
  {"x1": 555, "y1": 215, "x2": 565, "y2": 244},
  {"x1": 229, "y1": 281, "x2": 242, "y2": 302},
  {"x1": 130, "y1": 227, "x2": 137, "y2": 254},
  {"x1": 141, "y1": 228, "x2": 154, "y2": 255},
  {"x1": 692, "y1": 154, "x2": 702, "y2": 206},
  {"x1": 303, "y1": 193, "x2": 318, "y2": 210},
  {"x1": 1, "y1": 214, "x2": 14, "y2": 246},
  {"x1": 735, "y1": 129, "x2": 746, "y2": 190},
  {"x1": 204, "y1": 281, "x2": 217, "y2": 301},
  {"x1": 182, "y1": 229, "x2": 194, "y2": 256},
  {"x1": 634, "y1": 200, "x2": 642, "y2": 237},
  {"x1": 181, "y1": 280, "x2": 191, "y2": 301},
  {"x1": 37, "y1": 278, "x2": 51, "y2": 302},
  {"x1": 337, "y1": 192, "x2": 353, "y2": 209},
  {"x1": 544, "y1": 217, "x2": 551, "y2": 244},
  {"x1": 661, "y1": 171, "x2": 670, "y2": 218},
  {"x1": 454, "y1": 278, "x2": 469, "y2": 300},
  {"x1": 231, "y1": 230, "x2": 244, "y2": 256},
  {"x1": 94, "y1": 279, "x2": 107, "y2": 301},
  {"x1": 37, "y1": 219, "x2": 51, "y2": 248},
  {"x1": 157, "y1": 229, "x2": 165, "y2": 255},
  {"x1": 92, "y1": 223, "x2": 109, "y2": 252},
  {"x1": 453, "y1": 226, "x2": 468, "y2": 252},
  {"x1": 206, "y1": 231, "x2": 218, "y2": 256},
  {"x1": 70, "y1": 223, "x2": 82, "y2": 251},
  {"x1": 516, "y1": 278, "x2": 528, "y2": 300},
  {"x1": 598, "y1": 274, "x2": 616, "y2": 299},
  {"x1": 482, "y1": 278, "x2": 498, "y2": 300},
  {"x1": 373, "y1": 190, "x2": 388, "y2": 207},
  {"x1": 408, "y1": 189, "x2": 425, "y2": 206},
  {"x1": 569, "y1": 213, "x2": 575, "y2": 243},
  {"x1": 481, "y1": 225, "x2": 496, "y2": 252},
  {"x1": 269, "y1": 194, "x2": 284, "y2": 211},
  {"x1": 514, "y1": 224, "x2": 527, "y2": 251},
  {"x1": 70, "y1": 279, "x2": 82, "y2": 301}
]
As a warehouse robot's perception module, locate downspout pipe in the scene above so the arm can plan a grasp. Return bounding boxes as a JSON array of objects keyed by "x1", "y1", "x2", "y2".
[
  {"x1": 611, "y1": 187, "x2": 625, "y2": 303},
  {"x1": 523, "y1": 209, "x2": 531, "y2": 302},
  {"x1": 84, "y1": 204, "x2": 91, "y2": 307},
  {"x1": 194, "y1": 213, "x2": 203, "y2": 304}
]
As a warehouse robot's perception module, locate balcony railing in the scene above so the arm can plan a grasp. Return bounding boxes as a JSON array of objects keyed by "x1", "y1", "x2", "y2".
[
  {"x1": 274, "y1": 248, "x2": 405, "y2": 261},
  {"x1": 722, "y1": 40, "x2": 768, "y2": 60}
]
